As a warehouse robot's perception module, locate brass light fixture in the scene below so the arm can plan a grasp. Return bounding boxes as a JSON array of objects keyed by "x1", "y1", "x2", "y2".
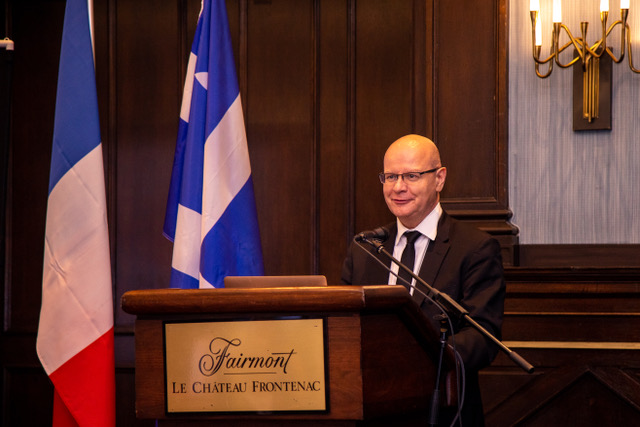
[{"x1": 530, "y1": 0, "x2": 639, "y2": 130}]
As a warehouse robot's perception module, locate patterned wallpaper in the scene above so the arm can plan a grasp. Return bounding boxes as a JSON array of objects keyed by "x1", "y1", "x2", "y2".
[{"x1": 509, "y1": 0, "x2": 640, "y2": 243}]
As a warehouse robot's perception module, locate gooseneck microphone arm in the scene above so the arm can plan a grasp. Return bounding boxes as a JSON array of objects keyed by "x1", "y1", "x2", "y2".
[{"x1": 359, "y1": 236, "x2": 535, "y2": 374}]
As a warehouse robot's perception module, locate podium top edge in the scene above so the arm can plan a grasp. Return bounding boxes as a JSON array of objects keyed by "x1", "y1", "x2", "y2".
[{"x1": 121, "y1": 285, "x2": 411, "y2": 315}]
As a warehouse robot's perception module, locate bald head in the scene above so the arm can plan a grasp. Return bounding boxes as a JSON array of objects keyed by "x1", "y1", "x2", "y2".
[
  {"x1": 382, "y1": 134, "x2": 446, "y2": 229},
  {"x1": 384, "y1": 134, "x2": 441, "y2": 169}
]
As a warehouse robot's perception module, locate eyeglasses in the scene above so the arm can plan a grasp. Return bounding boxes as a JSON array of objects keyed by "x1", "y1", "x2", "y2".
[{"x1": 378, "y1": 167, "x2": 441, "y2": 184}]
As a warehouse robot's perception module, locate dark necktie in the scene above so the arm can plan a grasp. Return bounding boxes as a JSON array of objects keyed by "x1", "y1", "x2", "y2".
[{"x1": 397, "y1": 231, "x2": 422, "y2": 291}]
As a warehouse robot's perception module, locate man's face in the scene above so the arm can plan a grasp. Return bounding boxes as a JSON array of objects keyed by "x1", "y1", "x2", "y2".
[{"x1": 382, "y1": 141, "x2": 446, "y2": 229}]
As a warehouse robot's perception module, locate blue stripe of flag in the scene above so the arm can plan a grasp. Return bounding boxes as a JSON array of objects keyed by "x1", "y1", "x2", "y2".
[
  {"x1": 200, "y1": 177, "x2": 263, "y2": 286},
  {"x1": 201, "y1": 0, "x2": 239, "y2": 137},
  {"x1": 48, "y1": 0, "x2": 100, "y2": 193}
]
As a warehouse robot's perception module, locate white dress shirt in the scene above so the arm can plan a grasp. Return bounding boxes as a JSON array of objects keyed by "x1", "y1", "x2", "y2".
[{"x1": 388, "y1": 203, "x2": 443, "y2": 294}]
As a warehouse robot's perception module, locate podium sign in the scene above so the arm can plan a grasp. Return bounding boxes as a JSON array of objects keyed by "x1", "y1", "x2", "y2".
[{"x1": 164, "y1": 318, "x2": 326, "y2": 413}]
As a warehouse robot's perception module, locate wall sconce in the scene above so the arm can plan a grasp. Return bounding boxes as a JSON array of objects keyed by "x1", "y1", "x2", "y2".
[{"x1": 530, "y1": 0, "x2": 639, "y2": 130}]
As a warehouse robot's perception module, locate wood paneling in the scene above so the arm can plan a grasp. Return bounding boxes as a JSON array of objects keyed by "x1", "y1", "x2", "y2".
[
  {"x1": 112, "y1": 0, "x2": 183, "y2": 325},
  {"x1": 4, "y1": 0, "x2": 64, "y2": 333},
  {"x1": 517, "y1": 244, "x2": 640, "y2": 267},
  {"x1": 3, "y1": 368, "x2": 54, "y2": 426},
  {"x1": 436, "y1": 1, "x2": 500, "y2": 200},
  {"x1": 245, "y1": 0, "x2": 316, "y2": 276},
  {"x1": 480, "y1": 268, "x2": 640, "y2": 426},
  {"x1": 317, "y1": 0, "x2": 351, "y2": 277},
  {"x1": 353, "y1": 0, "x2": 413, "y2": 234}
]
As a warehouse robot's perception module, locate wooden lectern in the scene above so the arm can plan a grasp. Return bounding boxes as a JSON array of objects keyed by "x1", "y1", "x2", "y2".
[{"x1": 121, "y1": 285, "x2": 457, "y2": 426}]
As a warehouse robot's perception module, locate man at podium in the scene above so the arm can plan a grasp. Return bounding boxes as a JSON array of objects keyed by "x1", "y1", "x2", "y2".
[{"x1": 341, "y1": 134, "x2": 505, "y2": 427}]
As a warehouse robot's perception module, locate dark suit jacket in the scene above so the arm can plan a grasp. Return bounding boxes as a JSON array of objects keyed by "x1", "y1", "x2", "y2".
[{"x1": 341, "y1": 211, "x2": 505, "y2": 426}]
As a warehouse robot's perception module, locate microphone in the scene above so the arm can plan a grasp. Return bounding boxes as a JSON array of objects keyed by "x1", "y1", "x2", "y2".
[{"x1": 354, "y1": 226, "x2": 389, "y2": 242}]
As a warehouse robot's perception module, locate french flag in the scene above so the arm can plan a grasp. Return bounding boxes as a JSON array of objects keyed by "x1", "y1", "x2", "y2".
[
  {"x1": 36, "y1": 0, "x2": 115, "y2": 426},
  {"x1": 164, "y1": 0, "x2": 264, "y2": 289}
]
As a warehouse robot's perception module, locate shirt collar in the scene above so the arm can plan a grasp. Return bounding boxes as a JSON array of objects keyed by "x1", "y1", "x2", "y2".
[{"x1": 395, "y1": 203, "x2": 442, "y2": 244}]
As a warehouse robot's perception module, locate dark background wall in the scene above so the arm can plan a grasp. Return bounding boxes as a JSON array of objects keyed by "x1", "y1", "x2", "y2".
[{"x1": 2, "y1": 1, "x2": 638, "y2": 426}]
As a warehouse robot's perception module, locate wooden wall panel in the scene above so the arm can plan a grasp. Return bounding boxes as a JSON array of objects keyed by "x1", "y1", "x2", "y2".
[
  {"x1": 436, "y1": 1, "x2": 499, "y2": 200},
  {"x1": 317, "y1": 0, "x2": 351, "y2": 276},
  {"x1": 353, "y1": 0, "x2": 414, "y2": 234},
  {"x1": 112, "y1": 0, "x2": 182, "y2": 325},
  {"x1": 245, "y1": 0, "x2": 316, "y2": 276},
  {"x1": 4, "y1": 0, "x2": 64, "y2": 333},
  {"x1": 3, "y1": 368, "x2": 54, "y2": 426},
  {"x1": 480, "y1": 269, "x2": 640, "y2": 426}
]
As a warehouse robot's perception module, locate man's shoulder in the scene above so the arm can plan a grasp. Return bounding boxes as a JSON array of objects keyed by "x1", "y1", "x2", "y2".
[
  {"x1": 440, "y1": 211, "x2": 503, "y2": 265},
  {"x1": 440, "y1": 210, "x2": 497, "y2": 245}
]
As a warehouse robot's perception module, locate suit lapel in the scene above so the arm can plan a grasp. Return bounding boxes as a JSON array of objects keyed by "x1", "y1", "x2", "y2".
[
  {"x1": 415, "y1": 212, "x2": 451, "y2": 296},
  {"x1": 377, "y1": 224, "x2": 398, "y2": 284},
  {"x1": 361, "y1": 222, "x2": 397, "y2": 285}
]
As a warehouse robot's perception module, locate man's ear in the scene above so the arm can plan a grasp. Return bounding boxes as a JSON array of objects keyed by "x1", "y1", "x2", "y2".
[{"x1": 436, "y1": 167, "x2": 447, "y2": 191}]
